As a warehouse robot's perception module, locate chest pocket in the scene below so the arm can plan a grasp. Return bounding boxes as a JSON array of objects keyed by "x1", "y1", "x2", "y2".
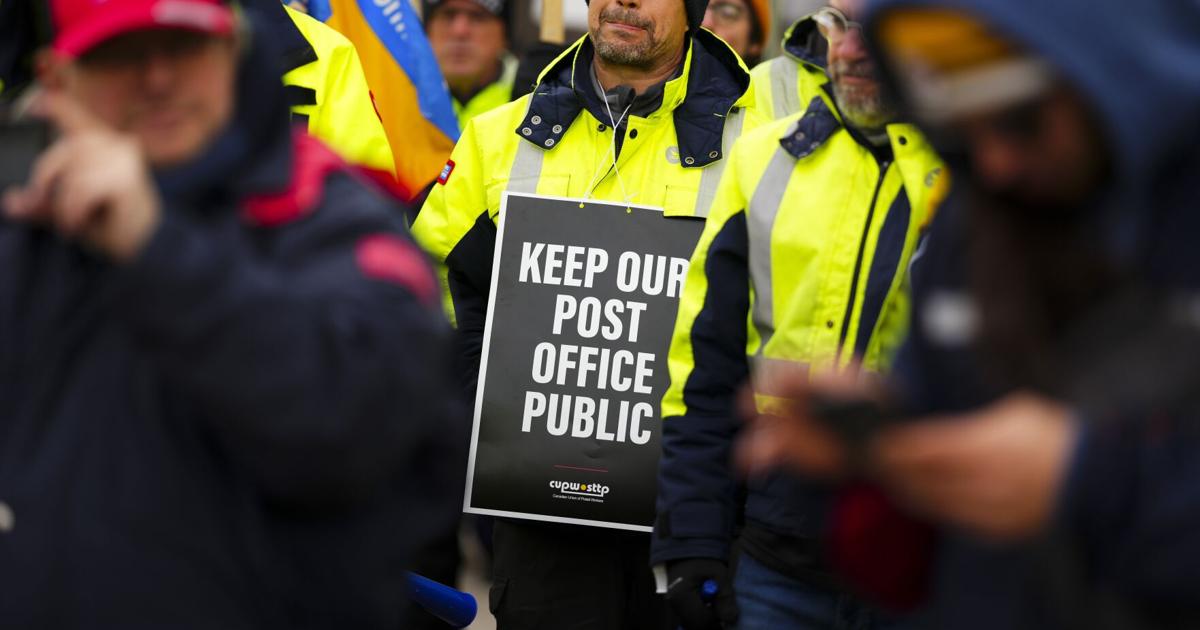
[{"x1": 486, "y1": 175, "x2": 572, "y2": 220}]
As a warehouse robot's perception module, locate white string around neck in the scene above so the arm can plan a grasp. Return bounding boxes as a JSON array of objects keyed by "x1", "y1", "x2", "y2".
[{"x1": 581, "y1": 93, "x2": 635, "y2": 206}]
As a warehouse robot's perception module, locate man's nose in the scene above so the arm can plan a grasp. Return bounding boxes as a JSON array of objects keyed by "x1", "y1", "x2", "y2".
[
  {"x1": 831, "y1": 29, "x2": 869, "y2": 61},
  {"x1": 449, "y1": 12, "x2": 474, "y2": 36},
  {"x1": 140, "y1": 50, "x2": 177, "y2": 92}
]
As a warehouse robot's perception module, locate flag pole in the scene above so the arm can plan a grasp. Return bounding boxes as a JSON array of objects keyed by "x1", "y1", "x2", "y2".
[{"x1": 539, "y1": 0, "x2": 565, "y2": 45}]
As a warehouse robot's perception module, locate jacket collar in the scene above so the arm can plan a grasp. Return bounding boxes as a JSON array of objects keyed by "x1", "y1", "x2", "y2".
[
  {"x1": 779, "y1": 95, "x2": 842, "y2": 160},
  {"x1": 780, "y1": 85, "x2": 927, "y2": 164},
  {"x1": 516, "y1": 29, "x2": 752, "y2": 169}
]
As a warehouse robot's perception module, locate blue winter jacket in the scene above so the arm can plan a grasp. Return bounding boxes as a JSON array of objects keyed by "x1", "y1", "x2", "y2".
[
  {"x1": 0, "y1": 18, "x2": 459, "y2": 630},
  {"x1": 865, "y1": 0, "x2": 1200, "y2": 627}
]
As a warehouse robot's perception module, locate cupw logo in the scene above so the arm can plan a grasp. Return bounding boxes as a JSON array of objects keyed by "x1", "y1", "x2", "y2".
[{"x1": 549, "y1": 480, "x2": 610, "y2": 498}]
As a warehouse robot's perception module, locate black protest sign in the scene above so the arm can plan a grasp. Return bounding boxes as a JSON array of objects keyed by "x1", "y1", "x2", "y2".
[{"x1": 465, "y1": 193, "x2": 704, "y2": 531}]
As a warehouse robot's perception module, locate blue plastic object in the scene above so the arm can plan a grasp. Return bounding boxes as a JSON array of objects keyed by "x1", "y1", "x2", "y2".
[
  {"x1": 405, "y1": 572, "x2": 478, "y2": 628},
  {"x1": 675, "y1": 579, "x2": 721, "y2": 630}
]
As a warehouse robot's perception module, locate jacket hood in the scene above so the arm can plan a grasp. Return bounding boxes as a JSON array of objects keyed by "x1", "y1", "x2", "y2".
[
  {"x1": 866, "y1": 0, "x2": 1200, "y2": 194},
  {"x1": 781, "y1": 16, "x2": 828, "y2": 72},
  {"x1": 155, "y1": 11, "x2": 295, "y2": 205}
]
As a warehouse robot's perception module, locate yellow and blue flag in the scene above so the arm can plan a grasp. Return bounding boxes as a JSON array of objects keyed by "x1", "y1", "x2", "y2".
[{"x1": 307, "y1": 0, "x2": 460, "y2": 198}]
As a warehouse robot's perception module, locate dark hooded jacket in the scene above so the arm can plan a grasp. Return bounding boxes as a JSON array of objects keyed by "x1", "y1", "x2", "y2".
[
  {"x1": 862, "y1": 0, "x2": 1200, "y2": 627},
  {"x1": 0, "y1": 15, "x2": 460, "y2": 630}
]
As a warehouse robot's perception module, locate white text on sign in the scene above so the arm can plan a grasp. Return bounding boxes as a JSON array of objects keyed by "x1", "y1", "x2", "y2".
[
  {"x1": 519, "y1": 242, "x2": 688, "y2": 298},
  {"x1": 514, "y1": 239, "x2": 689, "y2": 447}
]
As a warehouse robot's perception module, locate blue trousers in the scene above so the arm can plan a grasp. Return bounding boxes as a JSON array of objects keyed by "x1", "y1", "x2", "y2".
[{"x1": 733, "y1": 553, "x2": 896, "y2": 630}]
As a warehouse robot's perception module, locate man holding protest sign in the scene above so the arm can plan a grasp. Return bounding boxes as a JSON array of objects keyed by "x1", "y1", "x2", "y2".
[{"x1": 412, "y1": 0, "x2": 764, "y2": 626}]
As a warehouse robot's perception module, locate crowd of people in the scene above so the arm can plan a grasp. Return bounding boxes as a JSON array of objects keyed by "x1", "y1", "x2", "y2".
[{"x1": 1, "y1": 0, "x2": 1199, "y2": 628}]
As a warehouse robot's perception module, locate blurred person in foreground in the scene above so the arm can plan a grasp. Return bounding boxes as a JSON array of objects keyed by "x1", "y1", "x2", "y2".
[
  {"x1": 700, "y1": 0, "x2": 770, "y2": 66},
  {"x1": 425, "y1": 0, "x2": 516, "y2": 129},
  {"x1": 0, "y1": 0, "x2": 458, "y2": 627},
  {"x1": 736, "y1": 0, "x2": 1200, "y2": 628}
]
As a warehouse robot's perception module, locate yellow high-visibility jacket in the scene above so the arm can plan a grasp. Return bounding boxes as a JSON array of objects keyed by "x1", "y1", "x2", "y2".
[
  {"x1": 750, "y1": 17, "x2": 831, "y2": 120},
  {"x1": 652, "y1": 95, "x2": 947, "y2": 565},
  {"x1": 453, "y1": 54, "x2": 518, "y2": 130},
  {"x1": 413, "y1": 31, "x2": 768, "y2": 391},
  {"x1": 283, "y1": 6, "x2": 396, "y2": 175}
]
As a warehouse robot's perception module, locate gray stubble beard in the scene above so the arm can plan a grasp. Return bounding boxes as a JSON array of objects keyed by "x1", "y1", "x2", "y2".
[
  {"x1": 833, "y1": 80, "x2": 901, "y2": 132},
  {"x1": 592, "y1": 32, "x2": 658, "y2": 69}
]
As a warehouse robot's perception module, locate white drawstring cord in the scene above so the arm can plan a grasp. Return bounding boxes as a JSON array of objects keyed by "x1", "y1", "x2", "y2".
[{"x1": 581, "y1": 95, "x2": 634, "y2": 206}]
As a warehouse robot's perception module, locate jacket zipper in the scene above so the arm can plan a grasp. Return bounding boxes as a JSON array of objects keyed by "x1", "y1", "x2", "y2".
[{"x1": 835, "y1": 159, "x2": 890, "y2": 364}]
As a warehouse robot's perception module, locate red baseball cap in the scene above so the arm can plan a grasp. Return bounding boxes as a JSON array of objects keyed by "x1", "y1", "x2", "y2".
[{"x1": 51, "y1": 0, "x2": 235, "y2": 58}]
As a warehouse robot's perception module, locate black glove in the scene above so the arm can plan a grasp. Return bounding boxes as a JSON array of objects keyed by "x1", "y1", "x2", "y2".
[{"x1": 666, "y1": 558, "x2": 738, "y2": 630}]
